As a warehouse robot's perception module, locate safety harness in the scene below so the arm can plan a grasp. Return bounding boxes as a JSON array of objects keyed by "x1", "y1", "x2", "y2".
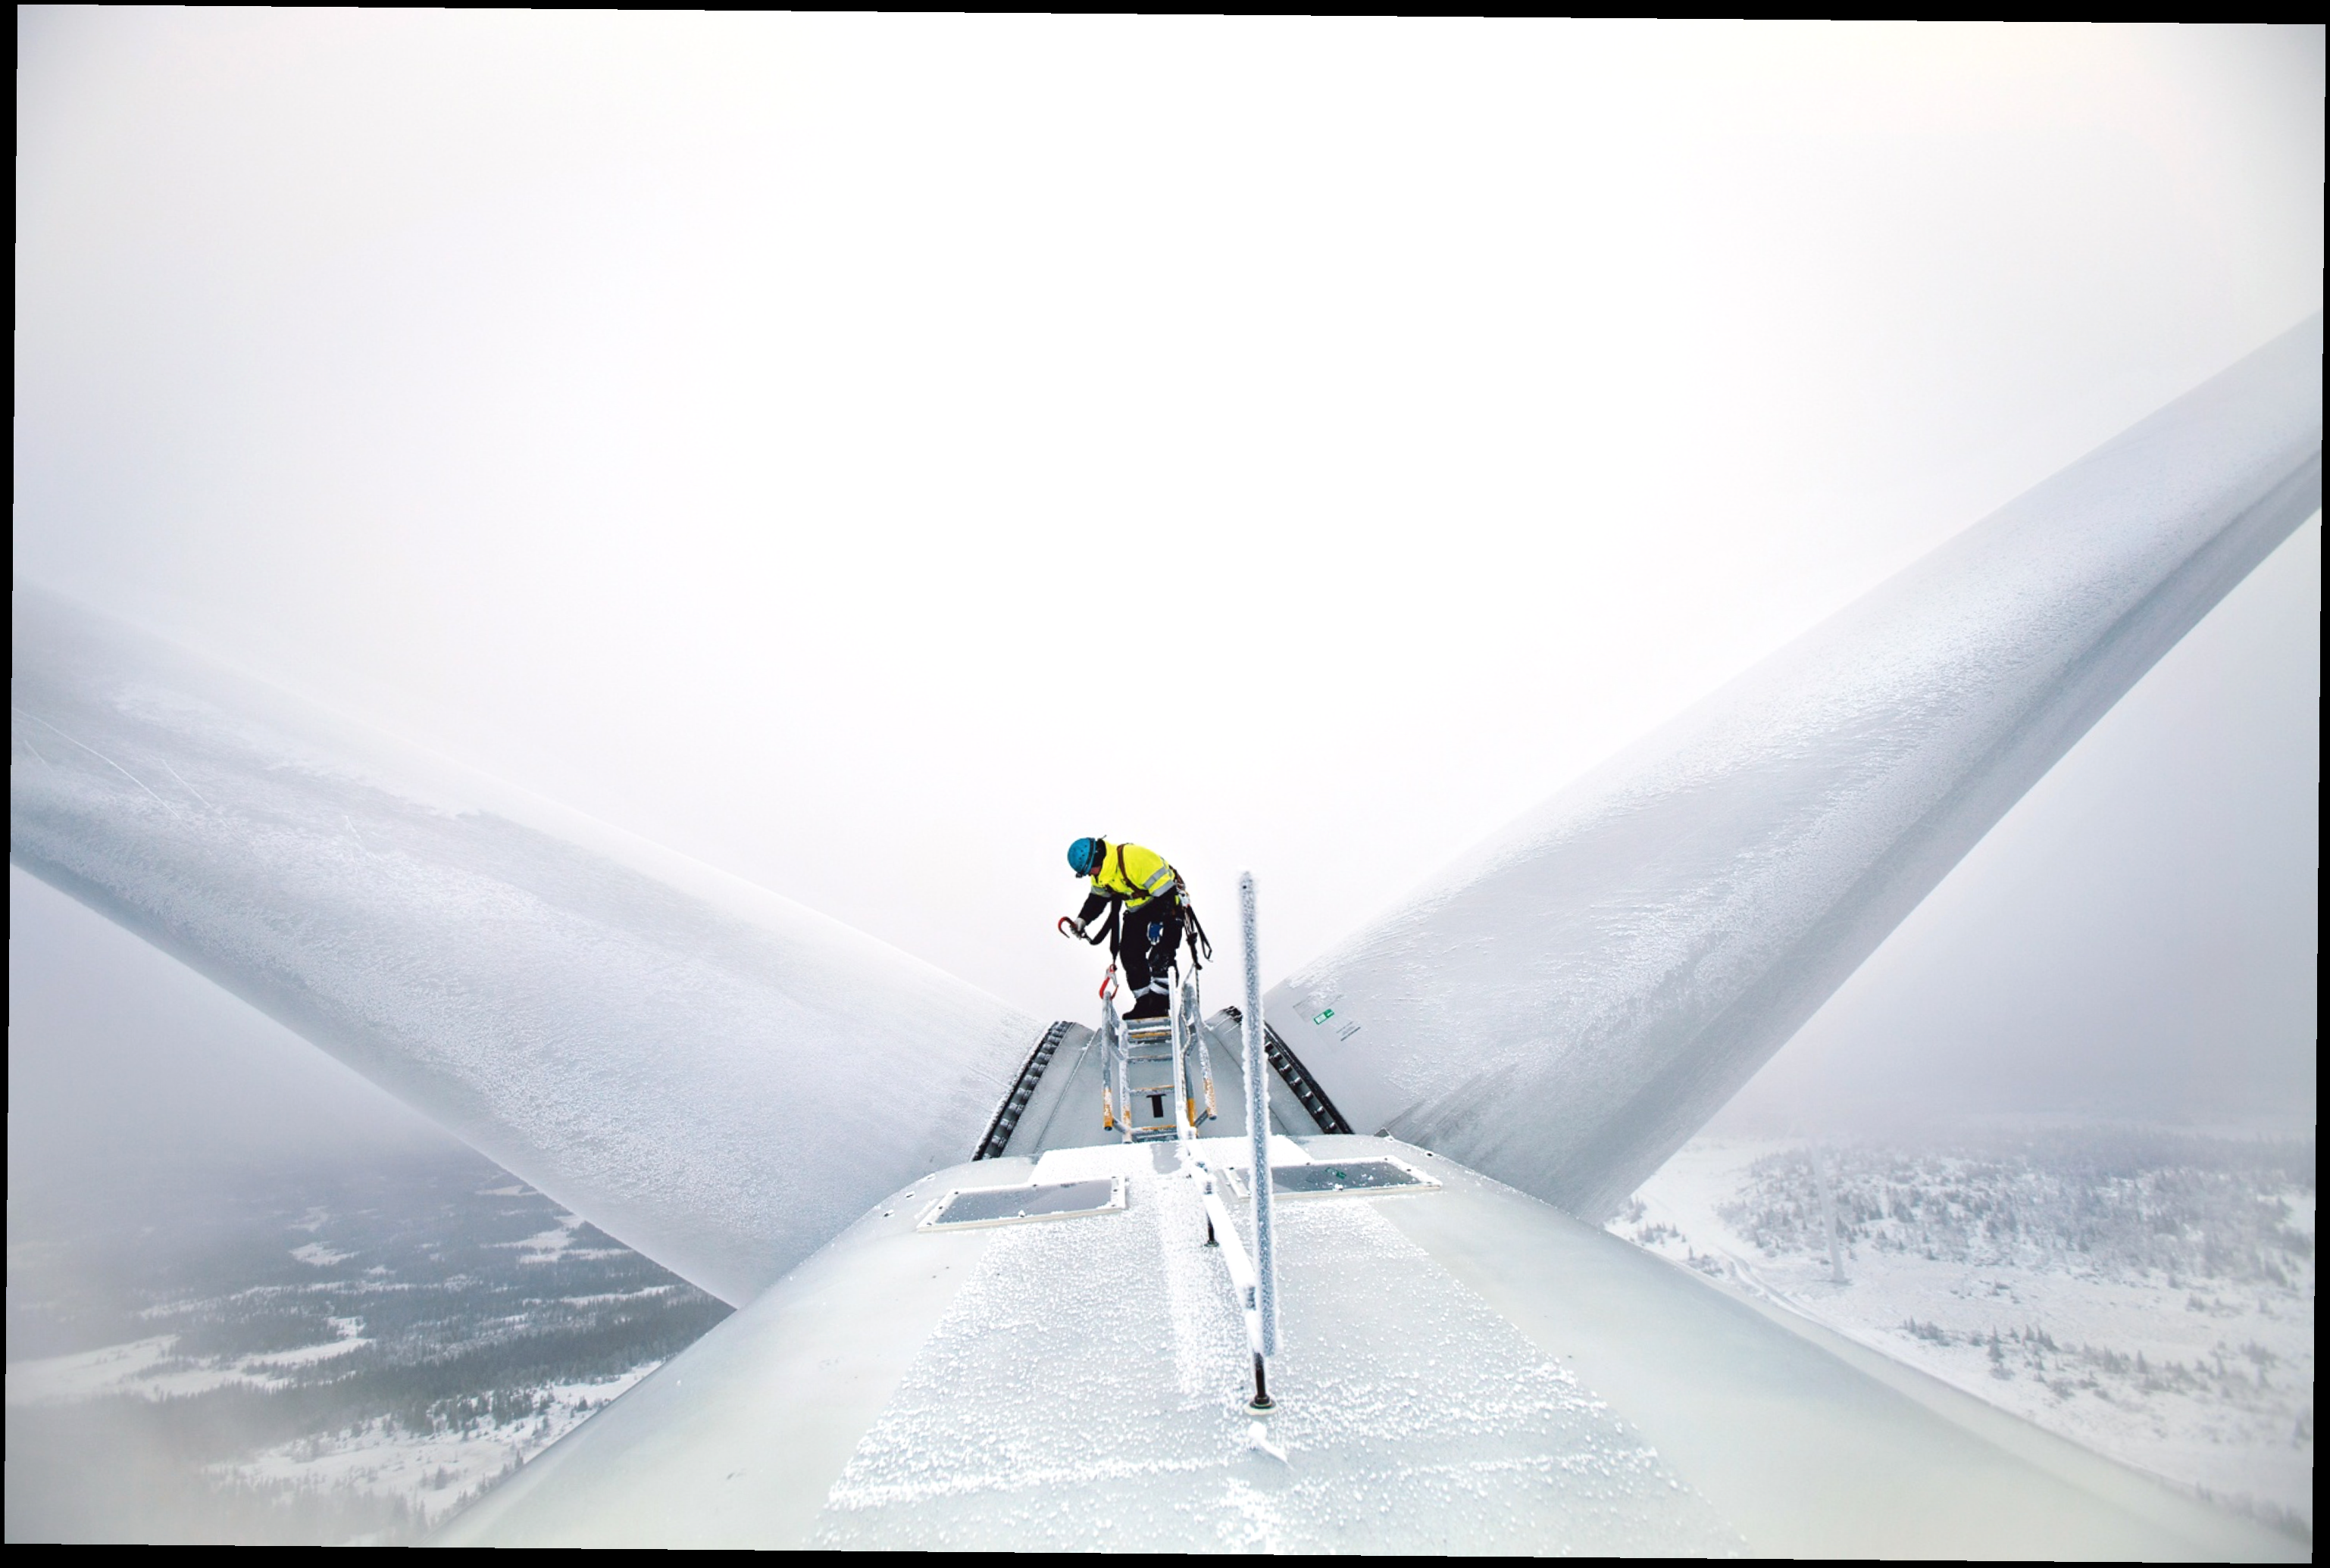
[{"x1": 1068, "y1": 854, "x2": 1214, "y2": 973}]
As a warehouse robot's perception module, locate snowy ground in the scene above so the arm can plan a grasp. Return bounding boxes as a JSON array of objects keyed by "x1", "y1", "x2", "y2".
[
  {"x1": 1615, "y1": 1129, "x2": 2313, "y2": 1536},
  {"x1": 215, "y1": 1369, "x2": 659, "y2": 1536},
  {"x1": 5, "y1": 1333, "x2": 652, "y2": 1534},
  {"x1": 5, "y1": 1150, "x2": 728, "y2": 1544}
]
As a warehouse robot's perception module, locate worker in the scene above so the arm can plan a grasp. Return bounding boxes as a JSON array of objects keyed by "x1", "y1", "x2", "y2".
[{"x1": 1059, "y1": 836, "x2": 1194, "y2": 1019}]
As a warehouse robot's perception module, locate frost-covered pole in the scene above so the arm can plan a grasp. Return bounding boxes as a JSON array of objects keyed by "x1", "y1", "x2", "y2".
[{"x1": 1239, "y1": 871, "x2": 1279, "y2": 1407}]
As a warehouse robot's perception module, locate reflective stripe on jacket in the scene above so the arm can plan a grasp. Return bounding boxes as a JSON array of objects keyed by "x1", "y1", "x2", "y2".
[{"x1": 1091, "y1": 841, "x2": 1179, "y2": 908}]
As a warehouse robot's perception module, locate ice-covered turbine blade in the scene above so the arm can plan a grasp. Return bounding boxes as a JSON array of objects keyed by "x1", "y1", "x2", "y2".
[
  {"x1": 1269, "y1": 315, "x2": 2322, "y2": 1220},
  {"x1": 8, "y1": 597, "x2": 1041, "y2": 1305}
]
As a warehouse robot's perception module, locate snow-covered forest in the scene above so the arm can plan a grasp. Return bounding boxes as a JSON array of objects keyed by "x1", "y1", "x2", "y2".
[
  {"x1": 5, "y1": 1150, "x2": 728, "y2": 1543},
  {"x1": 1720, "y1": 1129, "x2": 2312, "y2": 1287},
  {"x1": 1618, "y1": 1126, "x2": 2314, "y2": 1539}
]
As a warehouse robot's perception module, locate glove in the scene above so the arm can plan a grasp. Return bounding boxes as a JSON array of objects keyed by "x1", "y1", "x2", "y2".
[{"x1": 1058, "y1": 916, "x2": 1088, "y2": 941}]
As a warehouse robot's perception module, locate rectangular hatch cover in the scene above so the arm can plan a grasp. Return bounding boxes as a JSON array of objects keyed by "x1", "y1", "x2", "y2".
[
  {"x1": 1221, "y1": 1157, "x2": 1440, "y2": 1198},
  {"x1": 919, "y1": 1176, "x2": 1127, "y2": 1230}
]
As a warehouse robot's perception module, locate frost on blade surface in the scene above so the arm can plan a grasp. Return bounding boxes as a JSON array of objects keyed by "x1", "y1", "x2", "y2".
[
  {"x1": 814, "y1": 1162, "x2": 1738, "y2": 1553},
  {"x1": 9, "y1": 594, "x2": 1038, "y2": 1307},
  {"x1": 1268, "y1": 316, "x2": 2322, "y2": 1220}
]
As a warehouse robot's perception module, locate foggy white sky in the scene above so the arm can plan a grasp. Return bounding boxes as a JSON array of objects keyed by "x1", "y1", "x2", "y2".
[{"x1": 12, "y1": 16, "x2": 2322, "y2": 1132}]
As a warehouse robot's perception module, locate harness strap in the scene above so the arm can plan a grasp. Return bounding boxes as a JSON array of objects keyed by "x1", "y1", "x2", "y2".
[
  {"x1": 1104, "y1": 843, "x2": 1179, "y2": 905},
  {"x1": 1085, "y1": 843, "x2": 1204, "y2": 970},
  {"x1": 1182, "y1": 899, "x2": 1213, "y2": 971}
]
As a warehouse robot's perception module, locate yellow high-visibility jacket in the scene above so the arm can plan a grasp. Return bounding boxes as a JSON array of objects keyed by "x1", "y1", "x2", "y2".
[{"x1": 1084, "y1": 841, "x2": 1180, "y2": 911}]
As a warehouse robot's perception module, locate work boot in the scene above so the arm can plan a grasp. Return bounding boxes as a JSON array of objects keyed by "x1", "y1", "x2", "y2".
[{"x1": 1127, "y1": 992, "x2": 1168, "y2": 1020}]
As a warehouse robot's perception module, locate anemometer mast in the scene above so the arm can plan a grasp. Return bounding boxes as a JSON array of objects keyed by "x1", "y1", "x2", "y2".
[
  {"x1": 1096, "y1": 870, "x2": 1284, "y2": 1410},
  {"x1": 1236, "y1": 871, "x2": 1282, "y2": 1404}
]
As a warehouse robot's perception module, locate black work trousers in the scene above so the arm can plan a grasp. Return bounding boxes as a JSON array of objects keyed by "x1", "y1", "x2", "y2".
[{"x1": 1121, "y1": 898, "x2": 1184, "y2": 1015}]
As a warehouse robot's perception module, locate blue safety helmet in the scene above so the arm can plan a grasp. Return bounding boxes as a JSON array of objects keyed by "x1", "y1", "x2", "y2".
[{"x1": 1067, "y1": 836, "x2": 1103, "y2": 876}]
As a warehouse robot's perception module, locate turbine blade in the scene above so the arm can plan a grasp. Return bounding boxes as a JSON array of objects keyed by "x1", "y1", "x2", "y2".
[
  {"x1": 1270, "y1": 315, "x2": 2322, "y2": 1218},
  {"x1": 10, "y1": 597, "x2": 1040, "y2": 1305}
]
